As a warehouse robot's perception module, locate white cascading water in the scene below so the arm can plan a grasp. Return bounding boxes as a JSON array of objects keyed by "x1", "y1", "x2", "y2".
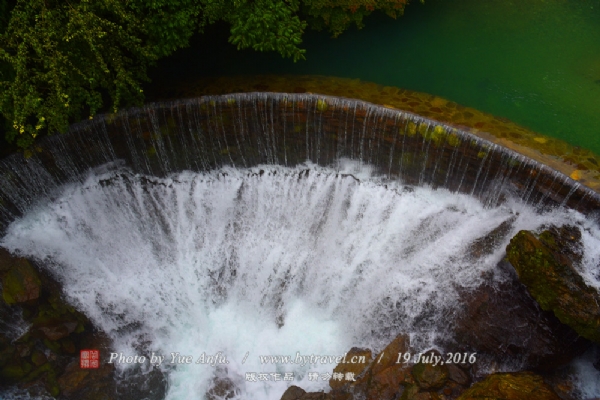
[{"x1": 2, "y1": 160, "x2": 600, "y2": 399}]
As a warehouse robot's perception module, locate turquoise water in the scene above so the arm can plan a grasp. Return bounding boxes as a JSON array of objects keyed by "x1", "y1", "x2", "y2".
[{"x1": 150, "y1": 0, "x2": 600, "y2": 154}]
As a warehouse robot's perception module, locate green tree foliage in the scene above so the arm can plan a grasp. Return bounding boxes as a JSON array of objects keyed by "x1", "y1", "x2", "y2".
[
  {"x1": 0, "y1": 0, "x2": 417, "y2": 150},
  {"x1": 302, "y1": 0, "x2": 417, "y2": 37},
  {"x1": 223, "y1": 0, "x2": 307, "y2": 61},
  {"x1": 0, "y1": 0, "x2": 159, "y2": 149},
  {"x1": 1, "y1": 1, "x2": 13, "y2": 33}
]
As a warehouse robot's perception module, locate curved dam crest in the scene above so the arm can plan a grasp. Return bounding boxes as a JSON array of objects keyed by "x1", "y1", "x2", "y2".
[{"x1": 1, "y1": 93, "x2": 599, "y2": 231}]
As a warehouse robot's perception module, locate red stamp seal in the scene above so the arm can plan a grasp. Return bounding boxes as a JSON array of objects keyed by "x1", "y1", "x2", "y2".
[{"x1": 80, "y1": 349, "x2": 100, "y2": 369}]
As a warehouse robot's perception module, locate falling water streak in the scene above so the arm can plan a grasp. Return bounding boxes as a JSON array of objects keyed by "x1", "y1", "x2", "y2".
[
  {"x1": 364, "y1": 110, "x2": 375, "y2": 166},
  {"x1": 172, "y1": 105, "x2": 190, "y2": 171},
  {"x1": 454, "y1": 138, "x2": 475, "y2": 194},
  {"x1": 261, "y1": 98, "x2": 277, "y2": 164},
  {"x1": 268, "y1": 97, "x2": 278, "y2": 165},
  {"x1": 417, "y1": 122, "x2": 432, "y2": 186},
  {"x1": 535, "y1": 172, "x2": 561, "y2": 209},
  {"x1": 473, "y1": 146, "x2": 496, "y2": 201},
  {"x1": 469, "y1": 143, "x2": 489, "y2": 197},
  {"x1": 443, "y1": 144, "x2": 457, "y2": 189},
  {"x1": 358, "y1": 107, "x2": 371, "y2": 172},
  {"x1": 560, "y1": 181, "x2": 580, "y2": 208},
  {"x1": 336, "y1": 101, "x2": 350, "y2": 169},
  {"x1": 226, "y1": 99, "x2": 241, "y2": 166},
  {"x1": 149, "y1": 108, "x2": 171, "y2": 174},
  {"x1": 575, "y1": 190, "x2": 591, "y2": 212},
  {"x1": 350, "y1": 102, "x2": 358, "y2": 161},
  {"x1": 523, "y1": 168, "x2": 542, "y2": 206},
  {"x1": 387, "y1": 116, "x2": 400, "y2": 179},
  {"x1": 189, "y1": 104, "x2": 205, "y2": 170},
  {"x1": 281, "y1": 96, "x2": 288, "y2": 167},
  {"x1": 371, "y1": 111, "x2": 386, "y2": 168},
  {"x1": 486, "y1": 153, "x2": 517, "y2": 207},
  {"x1": 397, "y1": 121, "x2": 408, "y2": 178},
  {"x1": 124, "y1": 113, "x2": 146, "y2": 174},
  {"x1": 428, "y1": 127, "x2": 447, "y2": 188},
  {"x1": 514, "y1": 157, "x2": 535, "y2": 202}
]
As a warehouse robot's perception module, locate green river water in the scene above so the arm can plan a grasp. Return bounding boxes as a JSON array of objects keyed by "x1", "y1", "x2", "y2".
[{"x1": 150, "y1": 0, "x2": 600, "y2": 155}]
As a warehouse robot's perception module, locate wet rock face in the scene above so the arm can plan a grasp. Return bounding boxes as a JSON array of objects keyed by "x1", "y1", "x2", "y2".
[
  {"x1": 206, "y1": 367, "x2": 241, "y2": 400},
  {"x1": 282, "y1": 335, "x2": 472, "y2": 400},
  {"x1": 0, "y1": 248, "x2": 168, "y2": 399},
  {"x1": 464, "y1": 216, "x2": 516, "y2": 259},
  {"x1": 281, "y1": 386, "x2": 336, "y2": 400},
  {"x1": 411, "y1": 351, "x2": 448, "y2": 390},
  {"x1": 449, "y1": 264, "x2": 589, "y2": 372},
  {"x1": 506, "y1": 226, "x2": 600, "y2": 343},
  {"x1": 281, "y1": 385, "x2": 309, "y2": 400},
  {"x1": 456, "y1": 372, "x2": 562, "y2": 400},
  {"x1": 350, "y1": 335, "x2": 415, "y2": 400},
  {"x1": 329, "y1": 347, "x2": 371, "y2": 390}
]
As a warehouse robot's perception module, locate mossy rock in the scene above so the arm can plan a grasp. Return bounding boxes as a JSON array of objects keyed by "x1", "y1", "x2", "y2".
[
  {"x1": 33, "y1": 292, "x2": 89, "y2": 340},
  {"x1": 31, "y1": 349, "x2": 48, "y2": 366},
  {"x1": 399, "y1": 383, "x2": 420, "y2": 400},
  {"x1": 411, "y1": 352, "x2": 448, "y2": 390},
  {"x1": 0, "y1": 248, "x2": 15, "y2": 273},
  {"x1": 0, "y1": 358, "x2": 33, "y2": 381},
  {"x1": 0, "y1": 334, "x2": 16, "y2": 369},
  {"x1": 506, "y1": 227, "x2": 600, "y2": 343},
  {"x1": 457, "y1": 372, "x2": 561, "y2": 400},
  {"x1": 34, "y1": 316, "x2": 80, "y2": 341},
  {"x1": 2, "y1": 257, "x2": 41, "y2": 305}
]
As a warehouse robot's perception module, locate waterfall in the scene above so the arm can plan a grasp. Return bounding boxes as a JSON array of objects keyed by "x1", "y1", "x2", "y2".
[
  {"x1": 1, "y1": 93, "x2": 599, "y2": 231},
  {"x1": 1, "y1": 94, "x2": 599, "y2": 399}
]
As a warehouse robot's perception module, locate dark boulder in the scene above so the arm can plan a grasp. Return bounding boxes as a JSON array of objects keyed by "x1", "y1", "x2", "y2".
[
  {"x1": 329, "y1": 347, "x2": 371, "y2": 390},
  {"x1": 456, "y1": 371, "x2": 561, "y2": 400},
  {"x1": 411, "y1": 350, "x2": 448, "y2": 390},
  {"x1": 506, "y1": 226, "x2": 600, "y2": 343},
  {"x1": 1, "y1": 249, "x2": 41, "y2": 305},
  {"x1": 449, "y1": 267, "x2": 589, "y2": 371}
]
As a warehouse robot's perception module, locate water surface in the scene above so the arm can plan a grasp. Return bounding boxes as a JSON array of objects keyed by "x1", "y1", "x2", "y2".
[{"x1": 150, "y1": 0, "x2": 600, "y2": 154}]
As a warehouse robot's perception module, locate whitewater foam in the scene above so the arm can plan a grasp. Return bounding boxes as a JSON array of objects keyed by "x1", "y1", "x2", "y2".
[{"x1": 2, "y1": 163, "x2": 599, "y2": 399}]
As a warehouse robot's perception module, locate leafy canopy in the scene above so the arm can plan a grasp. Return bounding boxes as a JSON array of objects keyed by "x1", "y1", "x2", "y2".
[{"x1": 0, "y1": 0, "x2": 418, "y2": 150}]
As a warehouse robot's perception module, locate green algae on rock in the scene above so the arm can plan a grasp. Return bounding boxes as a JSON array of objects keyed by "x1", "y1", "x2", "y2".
[
  {"x1": 1, "y1": 249, "x2": 41, "y2": 305},
  {"x1": 506, "y1": 227, "x2": 600, "y2": 343},
  {"x1": 411, "y1": 351, "x2": 449, "y2": 390},
  {"x1": 456, "y1": 372, "x2": 561, "y2": 400}
]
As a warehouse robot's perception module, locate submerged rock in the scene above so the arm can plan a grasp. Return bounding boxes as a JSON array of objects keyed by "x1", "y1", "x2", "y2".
[
  {"x1": 506, "y1": 226, "x2": 600, "y2": 343},
  {"x1": 465, "y1": 216, "x2": 516, "y2": 259},
  {"x1": 456, "y1": 372, "x2": 561, "y2": 400}
]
